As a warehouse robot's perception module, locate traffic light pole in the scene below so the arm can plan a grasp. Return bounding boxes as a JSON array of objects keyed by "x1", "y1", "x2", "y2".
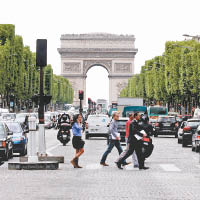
[
  {"x1": 39, "y1": 66, "x2": 44, "y2": 124},
  {"x1": 79, "y1": 99, "x2": 83, "y2": 114}
]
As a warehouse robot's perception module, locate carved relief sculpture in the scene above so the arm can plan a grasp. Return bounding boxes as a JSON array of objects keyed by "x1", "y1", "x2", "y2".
[
  {"x1": 116, "y1": 81, "x2": 128, "y2": 97},
  {"x1": 63, "y1": 62, "x2": 81, "y2": 73},
  {"x1": 114, "y1": 63, "x2": 131, "y2": 73}
]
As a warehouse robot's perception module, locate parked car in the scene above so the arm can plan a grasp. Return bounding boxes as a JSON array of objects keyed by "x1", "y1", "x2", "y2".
[
  {"x1": 85, "y1": 114, "x2": 109, "y2": 139},
  {"x1": 177, "y1": 121, "x2": 187, "y2": 144},
  {"x1": 192, "y1": 125, "x2": 200, "y2": 152},
  {"x1": 182, "y1": 119, "x2": 200, "y2": 147},
  {"x1": 0, "y1": 122, "x2": 13, "y2": 161},
  {"x1": 5, "y1": 121, "x2": 28, "y2": 156},
  {"x1": 154, "y1": 116, "x2": 178, "y2": 137},
  {"x1": 117, "y1": 117, "x2": 129, "y2": 144}
]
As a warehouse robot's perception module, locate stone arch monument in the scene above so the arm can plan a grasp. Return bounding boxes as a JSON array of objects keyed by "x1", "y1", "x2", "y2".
[{"x1": 58, "y1": 33, "x2": 138, "y2": 105}]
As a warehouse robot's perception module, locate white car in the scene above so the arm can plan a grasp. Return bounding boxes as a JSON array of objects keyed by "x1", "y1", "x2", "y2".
[{"x1": 85, "y1": 114, "x2": 110, "y2": 139}]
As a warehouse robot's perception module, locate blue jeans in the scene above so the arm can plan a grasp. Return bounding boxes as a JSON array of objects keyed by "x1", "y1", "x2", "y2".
[{"x1": 100, "y1": 139, "x2": 124, "y2": 164}]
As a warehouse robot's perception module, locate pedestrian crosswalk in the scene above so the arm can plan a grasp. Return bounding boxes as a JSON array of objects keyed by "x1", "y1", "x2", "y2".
[{"x1": 159, "y1": 164, "x2": 181, "y2": 172}]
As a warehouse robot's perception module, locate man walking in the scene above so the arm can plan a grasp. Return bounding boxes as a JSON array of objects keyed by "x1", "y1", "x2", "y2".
[
  {"x1": 100, "y1": 112, "x2": 129, "y2": 166},
  {"x1": 125, "y1": 113, "x2": 139, "y2": 168},
  {"x1": 116, "y1": 112, "x2": 149, "y2": 170}
]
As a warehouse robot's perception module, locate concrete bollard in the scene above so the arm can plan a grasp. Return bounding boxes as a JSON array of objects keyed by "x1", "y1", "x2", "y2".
[{"x1": 28, "y1": 116, "x2": 38, "y2": 162}]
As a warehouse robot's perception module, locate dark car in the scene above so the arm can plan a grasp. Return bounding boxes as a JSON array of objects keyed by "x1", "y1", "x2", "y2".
[
  {"x1": 154, "y1": 116, "x2": 178, "y2": 137},
  {"x1": 6, "y1": 122, "x2": 28, "y2": 156},
  {"x1": 0, "y1": 122, "x2": 13, "y2": 161},
  {"x1": 182, "y1": 119, "x2": 200, "y2": 147},
  {"x1": 192, "y1": 125, "x2": 200, "y2": 152}
]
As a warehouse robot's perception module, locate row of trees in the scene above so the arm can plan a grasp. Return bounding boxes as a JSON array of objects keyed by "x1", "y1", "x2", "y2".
[
  {"x1": 120, "y1": 39, "x2": 200, "y2": 113},
  {"x1": 0, "y1": 24, "x2": 73, "y2": 111}
]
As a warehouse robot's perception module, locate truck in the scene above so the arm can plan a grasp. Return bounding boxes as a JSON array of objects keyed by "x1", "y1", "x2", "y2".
[
  {"x1": 96, "y1": 99, "x2": 108, "y2": 115},
  {"x1": 117, "y1": 97, "x2": 144, "y2": 117}
]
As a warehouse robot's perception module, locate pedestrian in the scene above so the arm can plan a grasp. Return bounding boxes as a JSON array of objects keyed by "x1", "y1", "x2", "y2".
[
  {"x1": 125, "y1": 113, "x2": 139, "y2": 168},
  {"x1": 100, "y1": 112, "x2": 130, "y2": 166},
  {"x1": 116, "y1": 112, "x2": 149, "y2": 170},
  {"x1": 71, "y1": 114, "x2": 85, "y2": 168}
]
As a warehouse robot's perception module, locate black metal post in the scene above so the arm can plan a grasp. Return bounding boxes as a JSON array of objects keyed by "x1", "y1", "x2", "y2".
[
  {"x1": 39, "y1": 66, "x2": 44, "y2": 124},
  {"x1": 79, "y1": 99, "x2": 83, "y2": 114}
]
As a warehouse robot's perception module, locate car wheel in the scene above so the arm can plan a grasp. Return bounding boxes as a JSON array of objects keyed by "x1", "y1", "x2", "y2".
[
  {"x1": 154, "y1": 132, "x2": 158, "y2": 137},
  {"x1": 175, "y1": 133, "x2": 178, "y2": 138},
  {"x1": 195, "y1": 146, "x2": 200, "y2": 153},
  {"x1": 182, "y1": 141, "x2": 187, "y2": 147},
  {"x1": 85, "y1": 134, "x2": 89, "y2": 140},
  {"x1": 178, "y1": 139, "x2": 182, "y2": 144}
]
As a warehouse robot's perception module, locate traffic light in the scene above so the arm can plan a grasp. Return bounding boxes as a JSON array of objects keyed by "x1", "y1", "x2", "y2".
[
  {"x1": 88, "y1": 98, "x2": 91, "y2": 104},
  {"x1": 36, "y1": 39, "x2": 47, "y2": 67},
  {"x1": 79, "y1": 90, "x2": 84, "y2": 100}
]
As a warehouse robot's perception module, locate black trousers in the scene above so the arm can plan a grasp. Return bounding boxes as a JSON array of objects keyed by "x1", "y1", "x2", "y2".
[{"x1": 118, "y1": 139, "x2": 144, "y2": 168}]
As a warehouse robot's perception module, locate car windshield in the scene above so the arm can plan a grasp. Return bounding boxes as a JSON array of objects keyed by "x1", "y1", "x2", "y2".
[
  {"x1": 2, "y1": 114, "x2": 16, "y2": 119},
  {"x1": 187, "y1": 121, "x2": 200, "y2": 127},
  {"x1": 88, "y1": 116, "x2": 108, "y2": 124},
  {"x1": 150, "y1": 107, "x2": 167, "y2": 115},
  {"x1": 0, "y1": 123, "x2": 5, "y2": 138},
  {"x1": 6, "y1": 122, "x2": 22, "y2": 133},
  {"x1": 158, "y1": 117, "x2": 176, "y2": 123},
  {"x1": 118, "y1": 120, "x2": 127, "y2": 126}
]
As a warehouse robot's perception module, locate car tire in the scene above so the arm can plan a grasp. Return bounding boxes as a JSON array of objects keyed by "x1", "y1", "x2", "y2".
[
  {"x1": 85, "y1": 134, "x2": 89, "y2": 140},
  {"x1": 182, "y1": 141, "x2": 187, "y2": 147},
  {"x1": 195, "y1": 146, "x2": 200, "y2": 153},
  {"x1": 154, "y1": 132, "x2": 158, "y2": 137},
  {"x1": 175, "y1": 133, "x2": 178, "y2": 138},
  {"x1": 178, "y1": 139, "x2": 182, "y2": 144}
]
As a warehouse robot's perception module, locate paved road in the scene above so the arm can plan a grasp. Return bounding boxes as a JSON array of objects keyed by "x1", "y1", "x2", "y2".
[{"x1": 1, "y1": 129, "x2": 200, "y2": 200}]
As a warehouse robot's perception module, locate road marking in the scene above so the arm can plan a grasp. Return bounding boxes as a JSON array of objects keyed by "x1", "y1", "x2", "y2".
[
  {"x1": 159, "y1": 164, "x2": 181, "y2": 172},
  {"x1": 85, "y1": 163, "x2": 103, "y2": 170}
]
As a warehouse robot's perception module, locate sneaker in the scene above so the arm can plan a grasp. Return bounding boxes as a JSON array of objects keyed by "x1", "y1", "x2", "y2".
[{"x1": 100, "y1": 163, "x2": 109, "y2": 166}]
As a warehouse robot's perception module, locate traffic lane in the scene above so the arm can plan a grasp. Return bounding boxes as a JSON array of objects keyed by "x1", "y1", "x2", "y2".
[{"x1": 1, "y1": 134, "x2": 200, "y2": 199}]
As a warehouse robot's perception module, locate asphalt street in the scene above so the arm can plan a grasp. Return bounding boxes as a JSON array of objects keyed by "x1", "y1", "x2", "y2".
[{"x1": 1, "y1": 129, "x2": 200, "y2": 200}]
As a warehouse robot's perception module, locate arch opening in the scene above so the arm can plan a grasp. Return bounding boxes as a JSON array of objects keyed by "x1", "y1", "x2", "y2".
[{"x1": 86, "y1": 65, "x2": 109, "y2": 106}]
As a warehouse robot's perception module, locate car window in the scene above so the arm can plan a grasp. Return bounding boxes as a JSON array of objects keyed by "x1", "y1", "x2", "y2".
[
  {"x1": 158, "y1": 117, "x2": 175, "y2": 123},
  {"x1": 88, "y1": 116, "x2": 108, "y2": 124},
  {"x1": 6, "y1": 123, "x2": 22, "y2": 133},
  {"x1": 187, "y1": 121, "x2": 200, "y2": 127},
  {"x1": 118, "y1": 120, "x2": 127, "y2": 126}
]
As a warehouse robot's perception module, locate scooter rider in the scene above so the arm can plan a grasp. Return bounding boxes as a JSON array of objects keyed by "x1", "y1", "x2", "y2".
[{"x1": 57, "y1": 113, "x2": 71, "y2": 140}]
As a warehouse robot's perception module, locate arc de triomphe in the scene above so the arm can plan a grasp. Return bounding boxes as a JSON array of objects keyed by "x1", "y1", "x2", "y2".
[{"x1": 58, "y1": 33, "x2": 138, "y2": 105}]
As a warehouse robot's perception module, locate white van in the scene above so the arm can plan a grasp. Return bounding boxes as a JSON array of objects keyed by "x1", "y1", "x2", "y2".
[{"x1": 85, "y1": 114, "x2": 110, "y2": 139}]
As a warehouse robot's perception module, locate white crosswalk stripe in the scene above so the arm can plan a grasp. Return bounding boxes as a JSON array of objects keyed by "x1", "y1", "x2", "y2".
[{"x1": 159, "y1": 164, "x2": 181, "y2": 172}]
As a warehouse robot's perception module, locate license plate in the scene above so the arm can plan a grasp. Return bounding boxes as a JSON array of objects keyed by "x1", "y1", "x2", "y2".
[
  {"x1": 143, "y1": 142, "x2": 148, "y2": 145},
  {"x1": 63, "y1": 135, "x2": 67, "y2": 138},
  {"x1": 164, "y1": 123, "x2": 171, "y2": 126}
]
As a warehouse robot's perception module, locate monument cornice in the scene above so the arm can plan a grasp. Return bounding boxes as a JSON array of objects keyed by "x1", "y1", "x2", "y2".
[
  {"x1": 58, "y1": 48, "x2": 138, "y2": 54},
  {"x1": 60, "y1": 33, "x2": 135, "y2": 41}
]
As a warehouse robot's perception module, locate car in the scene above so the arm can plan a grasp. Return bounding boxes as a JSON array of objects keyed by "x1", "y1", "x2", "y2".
[
  {"x1": 154, "y1": 116, "x2": 178, "y2": 137},
  {"x1": 0, "y1": 113, "x2": 16, "y2": 121},
  {"x1": 177, "y1": 121, "x2": 187, "y2": 144},
  {"x1": 182, "y1": 119, "x2": 200, "y2": 147},
  {"x1": 85, "y1": 114, "x2": 109, "y2": 139},
  {"x1": 0, "y1": 122, "x2": 13, "y2": 161},
  {"x1": 44, "y1": 114, "x2": 53, "y2": 129},
  {"x1": 192, "y1": 125, "x2": 200, "y2": 152},
  {"x1": 5, "y1": 121, "x2": 28, "y2": 156},
  {"x1": 117, "y1": 117, "x2": 129, "y2": 144}
]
